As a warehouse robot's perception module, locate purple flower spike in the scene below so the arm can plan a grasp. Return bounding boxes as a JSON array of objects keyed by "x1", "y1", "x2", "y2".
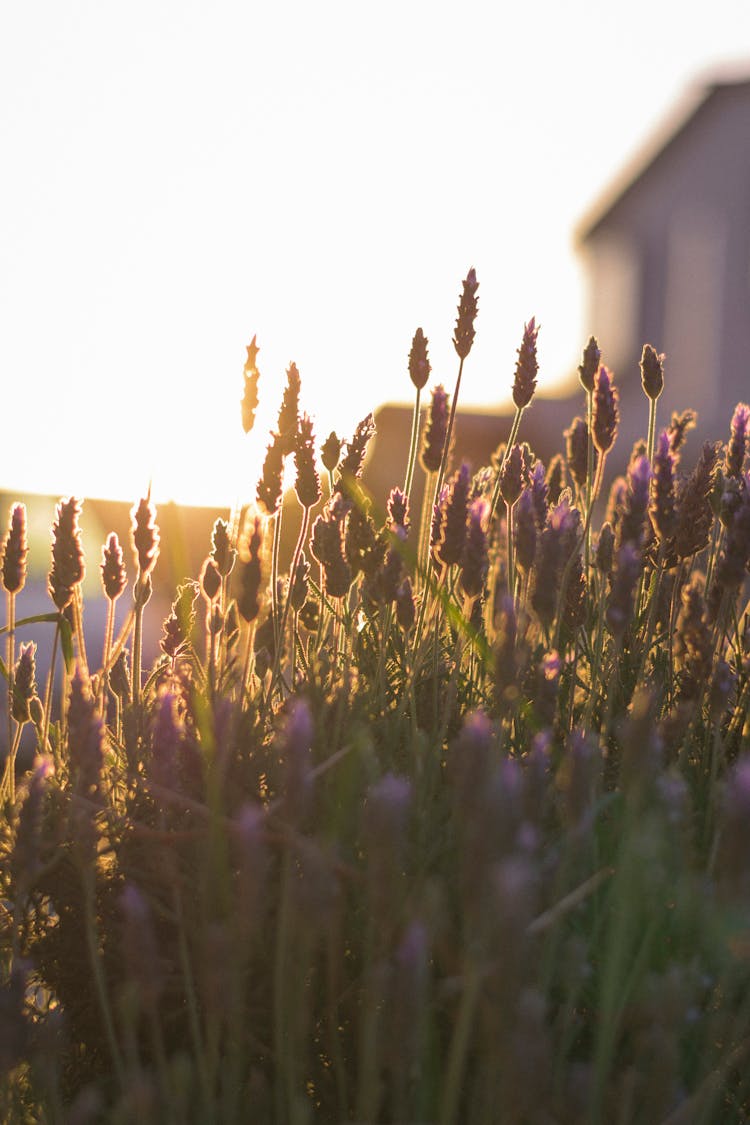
[
  {"x1": 726, "y1": 402, "x2": 750, "y2": 478},
  {"x1": 461, "y1": 497, "x2": 489, "y2": 598},
  {"x1": 651, "y1": 429, "x2": 677, "y2": 541},
  {"x1": 592, "y1": 365, "x2": 619, "y2": 455},
  {"x1": 512, "y1": 317, "x2": 540, "y2": 410}
]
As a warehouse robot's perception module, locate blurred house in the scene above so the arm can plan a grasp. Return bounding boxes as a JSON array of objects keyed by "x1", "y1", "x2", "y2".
[
  {"x1": 576, "y1": 72, "x2": 750, "y2": 460},
  {"x1": 369, "y1": 73, "x2": 750, "y2": 494}
]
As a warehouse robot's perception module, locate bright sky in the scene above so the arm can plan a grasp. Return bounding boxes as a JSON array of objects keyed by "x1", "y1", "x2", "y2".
[{"x1": 2, "y1": 1, "x2": 749, "y2": 506}]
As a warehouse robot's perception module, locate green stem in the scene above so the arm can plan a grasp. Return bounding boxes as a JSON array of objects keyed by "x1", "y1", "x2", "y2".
[
  {"x1": 41, "y1": 621, "x2": 61, "y2": 764},
  {"x1": 646, "y1": 393, "x2": 658, "y2": 467},
  {"x1": 6, "y1": 590, "x2": 14, "y2": 764},
  {"x1": 403, "y1": 386, "x2": 421, "y2": 499},
  {"x1": 584, "y1": 389, "x2": 594, "y2": 571},
  {"x1": 270, "y1": 507, "x2": 284, "y2": 661}
]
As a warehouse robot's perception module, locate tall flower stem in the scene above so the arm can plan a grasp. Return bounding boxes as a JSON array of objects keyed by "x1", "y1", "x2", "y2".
[
  {"x1": 6, "y1": 590, "x2": 15, "y2": 761},
  {"x1": 270, "y1": 509, "x2": 283, "y2": 661},
  {"x1": 584, "y1": 389, "x2": 595, "y2": 570},
  {"x1": 403, "y1": 387, "x2": 422, "y2": 499}
]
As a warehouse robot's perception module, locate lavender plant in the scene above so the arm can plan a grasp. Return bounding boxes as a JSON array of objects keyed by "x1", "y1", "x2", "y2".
[{"x1": 2, "y1": 284, "x2": 750, "y2": 1124}]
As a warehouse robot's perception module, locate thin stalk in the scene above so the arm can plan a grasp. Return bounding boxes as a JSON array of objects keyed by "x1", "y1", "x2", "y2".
[
  {"x1": 6, "y1": 590, "x2": 14, "y2": 761},
  {"x1": 506, "y1": 500, "x2": 516, "y2": 607},
  {"x1": 646, "y1": 393, "x2": 658, "y2": 467},
  {"x1": 72, "y1": 585, "x2": 89, "y2": 678},
  {"x1": 270, "y1": 505, "x2": 311, "y2": 703},
  {"x1": 403, "y1": 386, "x2": 421, "y2": 499},
  {"x1": 99, "y1": 596, "x2": 116, "y2": 715},
  {"x1": 416, "y1": 469, "x2": 436, "y2": 592},
  {"x1": 1, "y1": 722, "x2": 23, "y2": 803},
  {"x1": 270, "y1": 507, "x2": 284, "y2": 660},
  {"x1": 41, "y1": 621, "x2": 61, "y2": 764},
  {"x1": 132, "y1": 578, "x2": 146, "y2": 708},
  {"x1": 241, "y1": 622, "x2": 257, "y2": 704},
  {"x1": 584, "y1": 389, "x2": 594, "y2": 570}
]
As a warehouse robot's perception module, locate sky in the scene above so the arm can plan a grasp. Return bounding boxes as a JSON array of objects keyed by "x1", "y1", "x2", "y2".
[{"x1": 2, "y1": 1, "x2": 750, "y2": 507}]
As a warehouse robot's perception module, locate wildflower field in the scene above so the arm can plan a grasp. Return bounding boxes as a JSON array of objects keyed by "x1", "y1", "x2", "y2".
[{"x1": 2, "y1": 270, "x2": 750, "y2": 1123}]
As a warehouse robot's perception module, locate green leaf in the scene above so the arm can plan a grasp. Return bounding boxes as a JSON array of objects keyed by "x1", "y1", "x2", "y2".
[
  {"x1": 0, "y1": 612, "x2": 63, "y2": 634},
  {"x1": 60, "y1": 615, "x2": 74, "y2": 673}
]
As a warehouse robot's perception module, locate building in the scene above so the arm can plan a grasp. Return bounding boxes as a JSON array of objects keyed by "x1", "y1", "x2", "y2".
[{"x1": 576, "y1": 72, "x2": 750, "y2": 459}]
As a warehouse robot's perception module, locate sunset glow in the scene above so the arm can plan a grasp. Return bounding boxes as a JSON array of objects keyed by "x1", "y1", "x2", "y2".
[{"x1": 2, "y1": 1, "x2": 749, "y2": 506}]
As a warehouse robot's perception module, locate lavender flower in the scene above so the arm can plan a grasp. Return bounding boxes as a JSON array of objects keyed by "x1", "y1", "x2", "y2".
[
  {"x1": 545, "y1": 454, "x2": 567, "y2": 505},
  {"x1": 320, "y1": 431, "x2": 341, "y2": 473},
  {"x1": 606, "y1": 543, "x2": 641, "y2": 638},
  {"x1": 512, "y1": 317, "x2": 539, "y2": 410},
  {"x1": 650, "y1": 430, "x2": 677, "y2": 542},
  {"x1": 420, "y1": 384, "x2": 449, "y2": 473},
  {"x1": 452, "y1": 267, "x2": 479, "y2": 360},
  {"x1": 460, "y1": 498, "x2": 489, "y2": 599},
  {"x1": 67, "y1": 666, "x2": 104, "y2": 802},
  {"x1": 289, "y1": 550, "x2": 310, "y2": 611},
  {"x1": 211, "y1": 518, "x2": 236, "y2": 577},
  {"x1": 131, "y1": 493, "x2": 159, "y2": 578},
  {"x1": 531, "y1": 499, "x2": 580, "y2": 629},
  {"x1": 241, "y1": 335, "x2": 260, "y2": 435},
  {"x1": 338, "y1": 413, "x2": 376, "y2": 488},
  {"x1": 294, "y1": 412, "x2": 321, "y2": 509},
  {"x1": 49, "y1": 497, "x2": 85, "y2": 610},
  {"x1": 236, "y1": 516, "x2": 264, "y2": 623},
  {"x1": 673, "y1": 442, "x2": 720, "y2": 560},
  {"x1": 499, "y1": 443, "x2": 530, "y2": 507},
  {"x1": 726, "y1": 402, "x2": 750, "y2": 478},
  {"x1": 617, "y1": 455, "x2": 652, "y2": 551},
  {"x1": 578, "y1": 335, "x2": 601, "y2": 394},
  {"x1": 256, "y1": 433, "x2": 285, "y2": 516},
  {"x1": 200, "y1": 557, "x2": 221, "y2": 602},
  {"x1": 11, "y1": 643, "x2": 37, "y2": 724},
  {"x1": 668, "y1": 409, "x2": 697, "y2": 459},
  {"x1": 387, "y1": 487, "x2": 410, "y2": 535},
  {"x1": 408, "y1": 326, "x2": 431, "y2": 390},
  {"x1": 160, "y1": 581, "x2": 199, "y2": 658},
  {"x1": 640, "y1": 344, "x2": 665, "y2": 401},
  {"x1": 592, "y1": 365, "x2": 619, "y2": 455},
  {"x1": 436, "y1": 463, "x2": 471, "y2": 568},
  {"x1": 529, "y1": 460, "x2": 549, "y2": 525},
  {"x1": 565, "y1": 417, "x2": 594, "y2": 491},
  {"x1": 310, "y1": 506, "x2": 352, "y2": 598},
  {"x1": 1, "y1": 503, "x2": 27, "y2": 594},
  {"x1": 595, "y1": 522, "x2": 615, "y2": 577},
  {"x1": 101, "y1": 532, "x2": 126, "y2": 601},
  {"x1": 277, "y1": 362, "x2": 301, "y2": 455},
  {"x1": 674, "y1": 576, "x2": 712, "y2": 702}
]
